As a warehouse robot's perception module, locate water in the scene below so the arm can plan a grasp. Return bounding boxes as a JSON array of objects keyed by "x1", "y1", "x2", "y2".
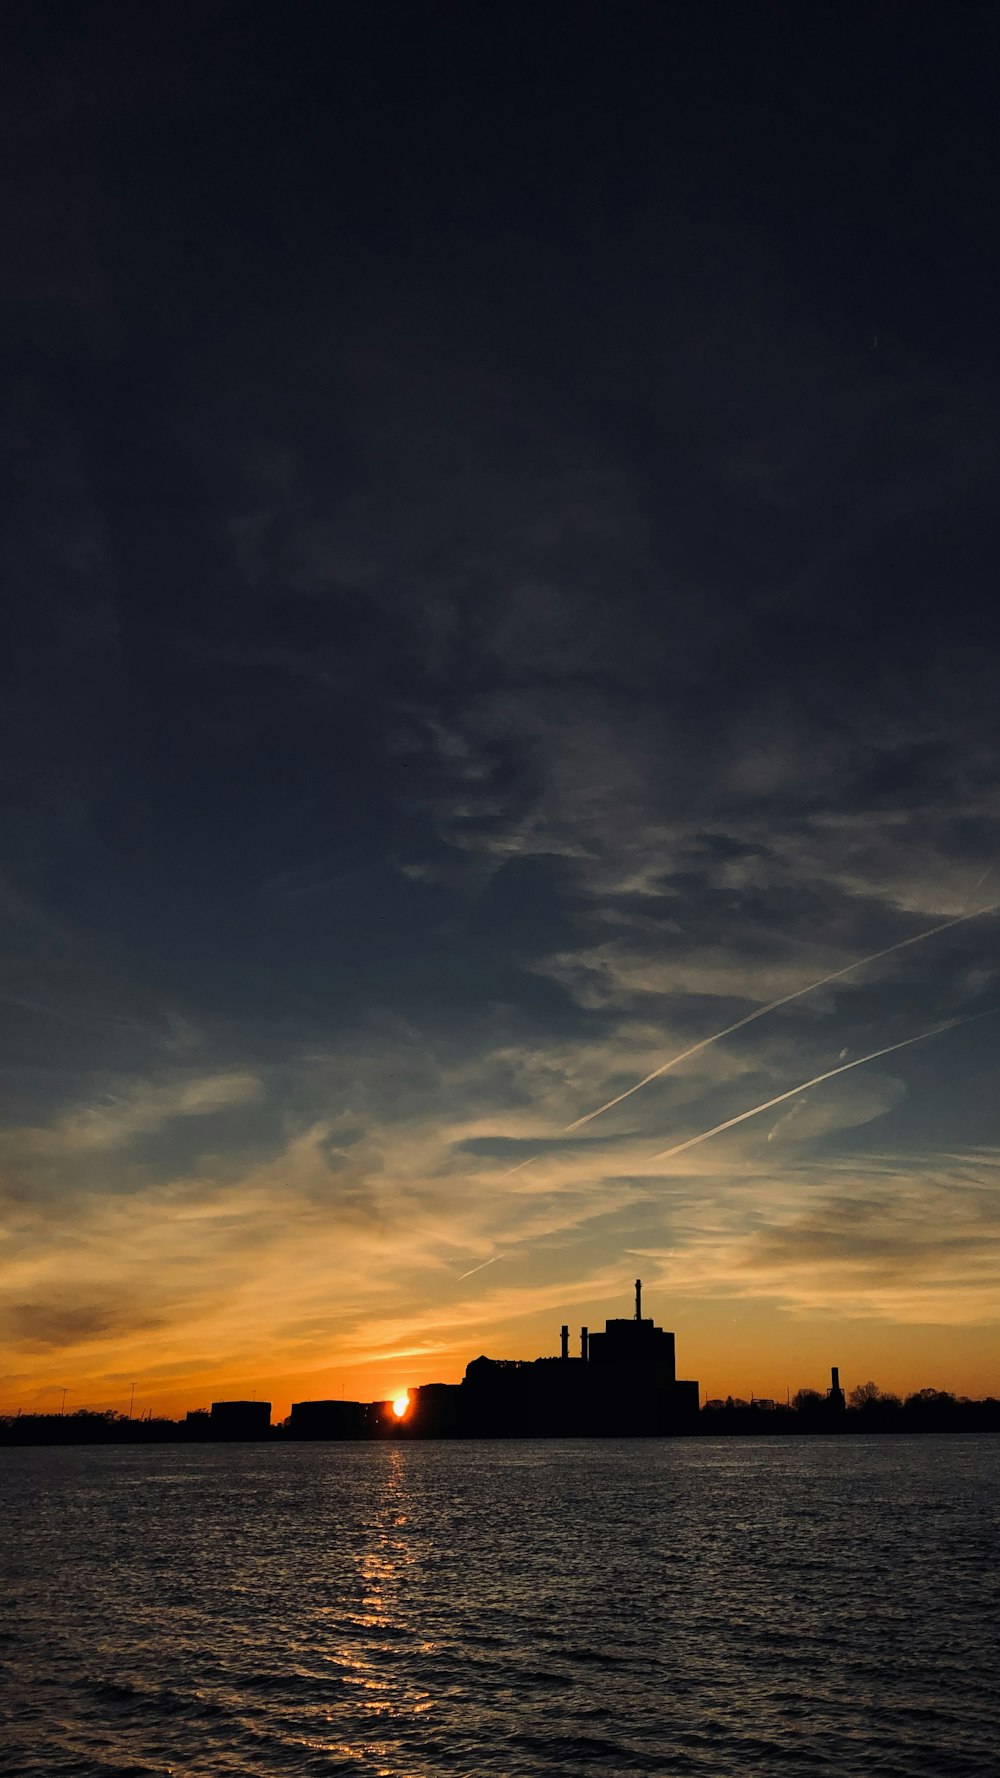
[{"x1": 1, "y1": 1438, "x2": 997, "y2": 1777}]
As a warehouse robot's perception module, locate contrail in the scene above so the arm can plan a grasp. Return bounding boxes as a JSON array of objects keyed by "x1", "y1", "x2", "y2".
[
  {"x1": 564, "y1": 900, "x2": 999, "y2": 1134},
  {"x1": 458, "y1": 1254, "x2": 504, "y2": 1281},
  {"x1": 501, "y1": 1155, "x2": 540, "y2": 1178},
  {"x1": 645, "y1": 1002, "x2": 1000, "y2": 1168},
  {"x1": 966, "y1": 862, "x2": 993, "y2": 905},
  {"x1": 501, "y1": 898, "x2": 999, "y2": 1177}
]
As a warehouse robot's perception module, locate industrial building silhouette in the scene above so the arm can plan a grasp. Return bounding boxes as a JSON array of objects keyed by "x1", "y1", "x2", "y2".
[
  {"x1": 182, "y1": 1289, "x2": 857, "y2": 1441},
  {"x1": 289, "y1": 1279, "x2": 700, "y2": 1439}
]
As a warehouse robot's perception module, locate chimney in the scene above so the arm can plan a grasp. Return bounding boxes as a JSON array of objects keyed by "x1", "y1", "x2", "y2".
[
  {"x1": 560, "y1": 1324, "x2": 569, "y2": 1360},
  {"x1": 831, "y1": 1365, "x2": 840, "y2": 1393},
  {"x1": 635, "y1": 1277, "x2": 642, "y2": 1321},
  {"x1": 581, "y1": 1326, "x2": 589, "y2": 1361}
]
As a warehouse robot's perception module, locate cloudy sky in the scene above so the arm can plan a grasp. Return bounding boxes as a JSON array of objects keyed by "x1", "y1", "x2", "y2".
[{"x1": 3, "y1": 6, "x2": 1000, "y2": 1417}]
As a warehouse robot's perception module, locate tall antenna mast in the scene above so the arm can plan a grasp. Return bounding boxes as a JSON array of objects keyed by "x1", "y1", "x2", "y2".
[{"x1": 635, "y1": 1277, "x2": 642, "y2": 1321}]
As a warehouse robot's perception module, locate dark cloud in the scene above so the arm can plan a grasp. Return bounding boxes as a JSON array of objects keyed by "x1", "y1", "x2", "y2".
[{"x1": 2, "y1": 1298, "x2": 166, "y2": 1354}]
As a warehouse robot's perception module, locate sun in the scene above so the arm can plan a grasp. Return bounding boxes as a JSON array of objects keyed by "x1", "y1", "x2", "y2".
[{"x1": 392, "y1": 1392, "x2": 409, "y2": 1418}]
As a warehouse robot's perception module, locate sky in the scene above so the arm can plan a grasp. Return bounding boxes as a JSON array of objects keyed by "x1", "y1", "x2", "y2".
[{"x1": 3, "y1": 4, "x2": 1000, "y2": 1420}]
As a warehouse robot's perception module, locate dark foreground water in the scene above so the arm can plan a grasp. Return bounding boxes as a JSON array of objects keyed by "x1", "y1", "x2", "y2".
[{"x1": 1, "y1": 1438, "x2": 998, "y2": 1777}]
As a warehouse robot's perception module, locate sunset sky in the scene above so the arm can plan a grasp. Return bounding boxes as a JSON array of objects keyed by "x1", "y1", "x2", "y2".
[{"x1": 3, "y1": 7, "x2": 1000, "y2": 1421}]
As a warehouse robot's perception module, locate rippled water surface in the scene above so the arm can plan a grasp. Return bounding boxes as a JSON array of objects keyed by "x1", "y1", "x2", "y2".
[{"x1": 2, "y1": 1437, "x2": 998, "y2": 1776}]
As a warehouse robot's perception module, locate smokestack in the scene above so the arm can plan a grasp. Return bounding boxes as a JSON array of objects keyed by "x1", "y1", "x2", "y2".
[
  {"x1": 560, "y1": 1324, "x2": 569, "y2": 1360},
  {"x1": 581, "y1": 1326, "x2": 589, "y2": 1361},
  {"x1": 831, "y1": 1365, "x2": 840, "y2": 1392},
  {"x1": 635, "y1": 1277, "x2": 642, "y2": 1321}
]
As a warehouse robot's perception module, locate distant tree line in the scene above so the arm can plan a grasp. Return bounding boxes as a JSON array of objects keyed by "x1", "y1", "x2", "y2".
[
  {"x1": 0, "y1": 1409, "x2": 189, "y2": 1446},
  {"x1": 703, "y1": 1383, "x2": 1000, "y2": 1434}
]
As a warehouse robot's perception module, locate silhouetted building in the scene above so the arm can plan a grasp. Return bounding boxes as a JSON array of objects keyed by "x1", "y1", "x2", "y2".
[
  {"x1": 285, "y1": 1283, "x2": 697, "y2": 1440},
  {"x1": 583, "y1": 1279, "x2": 699, "y2": 1430},
  {"x1": 394, "y1": 1383, "x2": 463, "y2": 1437},
  {"x1": 367, "y1": 1399, "x2": 401, "y2": 1436},
  {"x1": 828, "y1": 1365, "x2": 846, "y2": 1412},
  {"x1": 462, "y1": 1281, "x2": 699, "y2": 1435},
  {"x1": 587, "y1": 1277, "x2": 677, "y2": 1378},
  {"x1": 209, "y1": 1399, "x2": 271, "y2": 1438},
  {"x1": 288, "y1": 1399, "x2": 366, "y2": 1439}
]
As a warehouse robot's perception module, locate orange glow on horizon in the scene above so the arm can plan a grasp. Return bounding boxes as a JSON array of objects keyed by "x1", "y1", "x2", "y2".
[
  {"x1": 392, "y1": 1391, "x2": 409, "y2": 1417},
  {"x1": 3, "y1": 1283, "x2": 999, "y2": 1425}
]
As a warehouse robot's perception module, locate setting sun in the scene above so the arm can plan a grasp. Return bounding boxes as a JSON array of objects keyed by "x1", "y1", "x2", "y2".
[{"x1": 392, "y1": 1392, "x2": 409, "y2": 1418}]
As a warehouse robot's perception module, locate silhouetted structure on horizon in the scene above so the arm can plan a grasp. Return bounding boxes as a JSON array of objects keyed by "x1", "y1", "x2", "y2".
[
  {"x1": 4, "y1": 1290, "x2": 1000, "y2": 1443},
  {"x1": 210, "y1": 1399, "x2": 271, "y2": 1438},
  {"x1": 281, "y1": 1283, "x2": 699, "y2": 1440},
  {"x1": 393, "y1": 1281, "x2": 701, "y2": 1438},
  {"x1": 288, "y1": 1399, "x2": 367, "y2": 1438}
]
